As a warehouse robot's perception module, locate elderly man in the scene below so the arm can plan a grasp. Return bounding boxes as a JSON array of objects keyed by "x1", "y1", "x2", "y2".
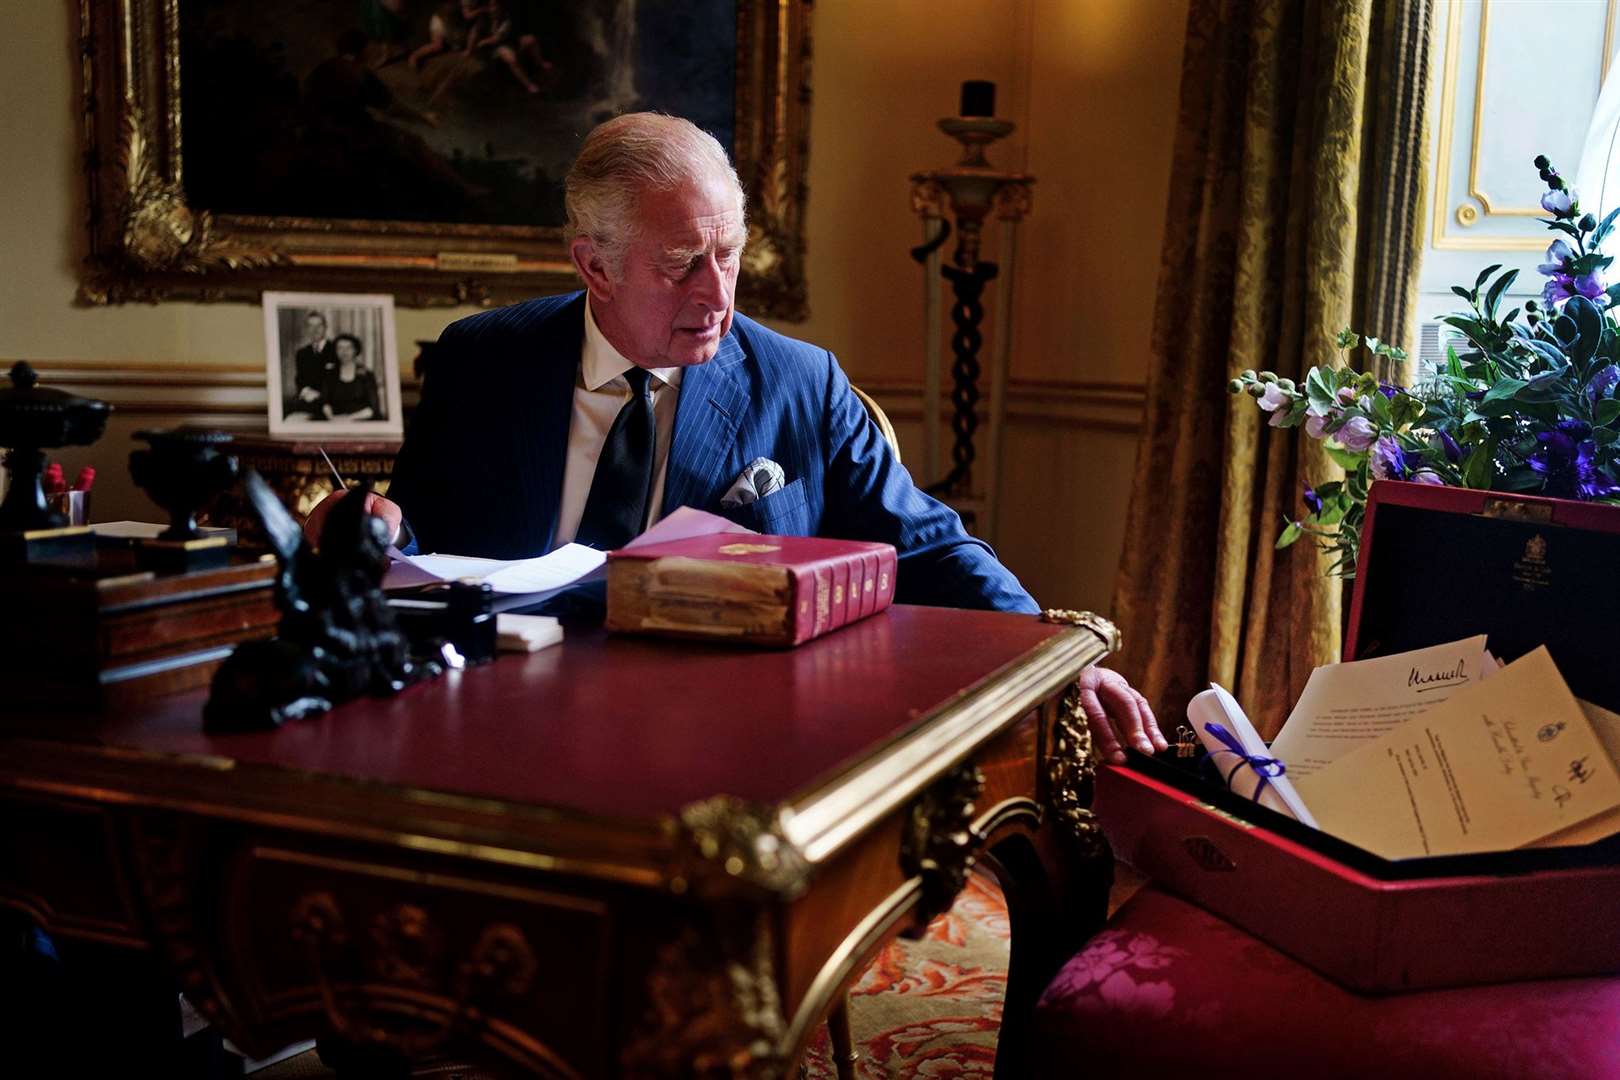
[{"x1": 304, "y1": 112, "x2": 1164, "y2": 763}]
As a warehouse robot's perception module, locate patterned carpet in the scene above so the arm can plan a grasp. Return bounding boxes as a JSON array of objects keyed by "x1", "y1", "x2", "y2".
[{"x1": 800, "y1": 871, "x2": 1012, "y2": 1077}]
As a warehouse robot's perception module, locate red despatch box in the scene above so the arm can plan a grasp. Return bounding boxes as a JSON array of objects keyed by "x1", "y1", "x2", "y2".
[{"x1": 1099, "y1": 479, "x2": 1620, "y2": 993}]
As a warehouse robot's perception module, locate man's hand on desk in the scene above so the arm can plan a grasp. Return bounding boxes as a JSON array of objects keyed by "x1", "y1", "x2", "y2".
[
  {"x1": 1076, "y1": 666, "x2": 1166, "y2": 765},
  {"x1": 304, "y1": 489, "x2": 404, "y2": 548}
]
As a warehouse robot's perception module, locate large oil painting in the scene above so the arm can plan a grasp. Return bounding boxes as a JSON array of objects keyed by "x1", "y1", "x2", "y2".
[{"x1": 79, "y1": 1, "x2": 811, "y2": 317}]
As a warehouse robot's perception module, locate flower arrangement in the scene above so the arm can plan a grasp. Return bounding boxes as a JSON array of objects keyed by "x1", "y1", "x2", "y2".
[{"x1": 1232, "y1": 155, "x2": 1620, "y2": 575}]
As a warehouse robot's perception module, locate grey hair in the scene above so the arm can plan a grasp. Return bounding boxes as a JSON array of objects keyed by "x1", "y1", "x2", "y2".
[{"x1": 565, "y1": 113, "x2": 746, "y2": 278}]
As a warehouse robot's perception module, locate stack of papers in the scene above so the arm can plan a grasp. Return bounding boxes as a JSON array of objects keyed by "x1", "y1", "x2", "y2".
[
  {"x1": 381, "y1": 507, "x2": 756, "y2": 611},
  {"x1": 1194, "y1": 637, "x2": 1620, "y2": 859}
]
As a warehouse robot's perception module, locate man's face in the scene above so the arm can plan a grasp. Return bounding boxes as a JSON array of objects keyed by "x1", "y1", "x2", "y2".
[
  {"x1": 588, "y1": 169, "x2": 745, "y2": 368},
  {"x1": 306, "y1": 314, "x2": 327, "y2": 344}
]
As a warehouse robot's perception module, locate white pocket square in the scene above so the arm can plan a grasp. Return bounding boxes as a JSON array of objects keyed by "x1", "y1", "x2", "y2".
[{"x1": 720, "y1": 457, "x2": 787, "y2": 508}]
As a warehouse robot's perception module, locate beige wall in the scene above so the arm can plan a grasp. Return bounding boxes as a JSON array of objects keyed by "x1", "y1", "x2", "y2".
[{"x1": 0, "y1": 1, "x2": 1185, "y2": 614}]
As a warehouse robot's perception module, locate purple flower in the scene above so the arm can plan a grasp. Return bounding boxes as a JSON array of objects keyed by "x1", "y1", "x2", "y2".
[
  {"x1": 1542, "y1": 188, "x2": 1575, "y2": 217},
  {"x1": 1434, "y1": 430, "x2": 1464, "y2": 463},
  {"x1": 1377, "y1": 383, "x2": 1401, "y2": 400},
  {"x1": 1410, "y1": 469, "x2": 1445, "y2": 485},
  {"x1": 1527, "y1": 419, "x2": 1619, "y2": 498},
  {"x1": 1336, "y1": 386, "x2": 1357, "y2": 405},
  {"x1": 1575, "y1": 271, "x2": 1606, "y2": 299},
  {"x1": 1304, "y1": 412, "x2": 1331, "y2": 440},
  {"x1": 1303, "y1": 487, "x2": 1324, "y2": 515},
  {"x1": 1336, "y1": 416, "x2": 1377, "y2": 452},
  {"x1": 1370, "y1": 435, "x2": 1409, "y2": 480},
  {"x1": 1590, "y1": 364, "x2": 1620, "y2": 401},
  {"x1": 1545, "y1": 274, "x2": 1577, "y2": 306},
  {"x1": 1538, "y1": 239, "x2": 1575, "y2": 275}
]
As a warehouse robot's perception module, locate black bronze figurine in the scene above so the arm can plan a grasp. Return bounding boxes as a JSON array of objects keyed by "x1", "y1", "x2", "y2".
[{"x1": 204, "y1": 471, "x2": 442, "y2": 732}]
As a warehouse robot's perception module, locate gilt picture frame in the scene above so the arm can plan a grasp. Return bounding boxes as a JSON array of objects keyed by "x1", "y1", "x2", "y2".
[{"x1": 77, "y1": 0, "x2": 812, "y2": 319}]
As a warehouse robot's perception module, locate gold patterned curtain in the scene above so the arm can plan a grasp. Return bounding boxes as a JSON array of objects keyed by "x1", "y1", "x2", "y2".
[{"x1": 1111, "y1": 0, "x2": 1432, "y2": 736}]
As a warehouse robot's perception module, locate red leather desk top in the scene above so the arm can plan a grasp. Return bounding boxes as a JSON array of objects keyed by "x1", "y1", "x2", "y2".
[{"x1": 7, "y1": 606, "x2": 1066, "y2": 819}]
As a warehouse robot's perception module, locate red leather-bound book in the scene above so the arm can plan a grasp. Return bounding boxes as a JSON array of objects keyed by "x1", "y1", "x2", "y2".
[{"x1": 605, "y1": 533, "x2": 897, "y2": 646}]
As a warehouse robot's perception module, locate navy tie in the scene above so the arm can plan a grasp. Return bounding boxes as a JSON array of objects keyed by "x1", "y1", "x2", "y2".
[{"x1": 574, "y1": 367, "x2": 655, "y2": 550}]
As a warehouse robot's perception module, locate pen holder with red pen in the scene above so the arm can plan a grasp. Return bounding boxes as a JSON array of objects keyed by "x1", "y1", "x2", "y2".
[
  {"x1": 0, "y1": 362, "x2": 108, "y2": 563},
  {"x1": 43, "y1": 464, "x2": 94, "y2": 527}
]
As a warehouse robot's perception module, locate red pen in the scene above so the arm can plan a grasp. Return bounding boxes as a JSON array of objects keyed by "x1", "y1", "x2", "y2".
[
  {"x1": 73, "y1": 466, "x2": 96, "y2": 493},
  {"x1": 43, "y1": 463, "x2": 65, "y2": 495}
]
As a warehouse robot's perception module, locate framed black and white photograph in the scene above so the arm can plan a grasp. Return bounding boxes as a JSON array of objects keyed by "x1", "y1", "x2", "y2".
[{"x1": 263, "y1": 292, "x2": 403, "y2": 437}]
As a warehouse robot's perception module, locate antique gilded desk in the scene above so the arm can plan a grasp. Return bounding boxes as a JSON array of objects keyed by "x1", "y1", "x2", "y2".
[{"x1": 0, "y1": 605, "x2": 1116, "y2": 1078}]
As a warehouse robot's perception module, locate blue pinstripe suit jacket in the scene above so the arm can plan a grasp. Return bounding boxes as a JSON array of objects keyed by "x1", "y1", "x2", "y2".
[{"x1": 388, "y1": 292, "x2": 1037, "y2": 612}]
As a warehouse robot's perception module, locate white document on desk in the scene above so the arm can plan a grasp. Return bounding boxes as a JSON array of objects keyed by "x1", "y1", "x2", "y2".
[
  {"x1": 1268, "y1": 635, "x2": 1492, "y2": 781},
  {"x1": 381, "y1": 507, "x2": 757, "y2": 601},
  {"x1": 1299, "y1": 647, "x2": 1620, "y2": 859}
]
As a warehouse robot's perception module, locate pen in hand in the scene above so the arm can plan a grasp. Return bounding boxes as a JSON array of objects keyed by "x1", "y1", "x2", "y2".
[{"x1": 318, "y1": 446, "x2": 347, "y2": 492}]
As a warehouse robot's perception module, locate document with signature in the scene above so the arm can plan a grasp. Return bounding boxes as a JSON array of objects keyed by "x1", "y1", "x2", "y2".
[
  {"x1": 1297, "y1": 648, "x2": 1620, "y2": 859},
  {"x1": 1529, "y1": 698, "x2": 1620, "y2": 847},
  {"x1": 1268, "y1": 635, "x2": 1492, "y2": 781}
]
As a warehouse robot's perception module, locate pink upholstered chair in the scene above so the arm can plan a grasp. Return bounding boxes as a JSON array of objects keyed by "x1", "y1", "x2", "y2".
[{"x1": 1032, "y1": 884, "x2": 1620, "y2": 1077}]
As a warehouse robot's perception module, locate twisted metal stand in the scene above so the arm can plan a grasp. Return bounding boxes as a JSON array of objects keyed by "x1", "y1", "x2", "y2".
[{"x1": 927, "y1": 261, "x2": 999, "y2": 496}]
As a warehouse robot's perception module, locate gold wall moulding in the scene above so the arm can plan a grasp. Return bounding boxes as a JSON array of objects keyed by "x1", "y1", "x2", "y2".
[
  {"x1": 1432, "y1": 0, "x2": 1619, "y2": 250},
  {"x1": 77, "y1": 0, "x2": 813, "y2": 318}
]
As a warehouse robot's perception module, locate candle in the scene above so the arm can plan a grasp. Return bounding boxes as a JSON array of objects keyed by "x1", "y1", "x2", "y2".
[{"x1": 960, "y1": 80, "x2": 996, "y2": 118}]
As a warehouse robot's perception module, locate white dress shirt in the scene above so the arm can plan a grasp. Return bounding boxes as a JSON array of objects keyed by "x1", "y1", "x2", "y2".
[{"x1": 550, "y1": 299, "x2": 683, "y2": 547}]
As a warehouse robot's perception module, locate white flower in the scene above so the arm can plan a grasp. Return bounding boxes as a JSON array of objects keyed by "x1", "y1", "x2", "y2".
[{"x1": 1257, "y1": 383, "x2": 1291, "y2": 412}]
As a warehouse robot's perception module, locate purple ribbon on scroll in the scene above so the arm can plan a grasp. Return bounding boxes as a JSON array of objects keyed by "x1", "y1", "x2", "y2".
[{"x1": 1202, "y1": 721, "x2": 1288, "y2": 804}]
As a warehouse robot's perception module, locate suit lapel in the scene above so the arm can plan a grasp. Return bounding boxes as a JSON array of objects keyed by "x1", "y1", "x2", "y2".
[
  {"x1": 662, "y1": 328, "x2": 747, "y2": 514},
  {"x1": 517, "y1": 294, "x2": 584, "y2": 553}
]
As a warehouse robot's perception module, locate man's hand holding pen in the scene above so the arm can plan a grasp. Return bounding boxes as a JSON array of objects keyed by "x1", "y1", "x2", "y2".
[
  {"x1": 303, "y1": 488, "x2": 404, "y2": 548},
  {"x1": 304, "y1": 447, "x2": 404, "y2": 548}
]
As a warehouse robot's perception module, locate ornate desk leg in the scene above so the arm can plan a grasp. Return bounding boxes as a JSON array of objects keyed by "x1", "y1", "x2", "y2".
[
  {"x1": 991, "y1": 680, "x2": 1112, "y2": 1080},
  {"x1": 827, "y1": 992, "x2": 857, "y2": 1080}
]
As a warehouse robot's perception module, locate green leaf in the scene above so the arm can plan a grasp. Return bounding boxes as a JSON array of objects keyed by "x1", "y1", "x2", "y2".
[
  {"x1": 1462, "y1": 445, "x2": 1496, "y2": 489},
  {"x1": 1276, "y1": 521, "x2": 1304, "y2": 549},
  {"x1": 1515, "y1": 375, "x2": 1569, "y2": 403},
  {"x1": 1364, "y1": 336, "x2": 1383, "y2": 355},
  {"x1": 1446, "y1": 344, "x2": 1466, "y2": 380},
  {"x1": 1594, "y1": 205, "x2": 1620, "y2": 248},
  {"x1": 1441, "y1": 315, "x2": 1491, "y2": 343},
  {"x1": 1451, "y1": 286, "x2": 1474, "y2": 302},
  {"x1": 1475, "y1": 264, "x2": 1502, "y2": 289},
  {"x1": 1485, "y1": 269, "x2": 1519, "y2": 320},
  {"x1": 1481, "y1": 378, "x2": 1529, "y2": 405},
  {"x1": 1305, "y1": 366, "x2": 1336, "y2": 411},
  {"x1": 1503, "y1": 466, "x2": 1545, "y2": 492},
  {"x1": 1323, "y1": 444, "x2": 1365, "y2": 470},
  {"x1": 1597, "y1": 398, "x2": 1620, "y2": 426},
  {"x1": 1524, "y1": 339, "x2": 1568, "y2": 368}
]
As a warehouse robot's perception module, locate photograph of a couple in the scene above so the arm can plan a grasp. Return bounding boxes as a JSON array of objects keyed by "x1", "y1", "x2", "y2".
[{"x1": 264, "y1": 292, "x2": 403, "y2": 437}]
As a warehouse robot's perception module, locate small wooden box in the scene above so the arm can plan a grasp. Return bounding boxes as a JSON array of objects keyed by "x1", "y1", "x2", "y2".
[{"x1": 0, "y1": 549, "x2": 279, "y2": 709}]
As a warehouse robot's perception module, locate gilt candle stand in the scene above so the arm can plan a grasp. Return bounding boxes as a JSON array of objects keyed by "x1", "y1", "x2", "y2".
[{"x1": 910, "y1": 81, "x2": 1033, "y2": 544}]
